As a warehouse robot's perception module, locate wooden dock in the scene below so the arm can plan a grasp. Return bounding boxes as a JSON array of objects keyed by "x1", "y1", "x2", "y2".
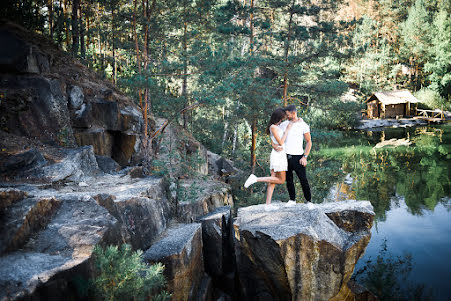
[{"x1": 415, "y1": 109, "x2": 448, "y2": 124}]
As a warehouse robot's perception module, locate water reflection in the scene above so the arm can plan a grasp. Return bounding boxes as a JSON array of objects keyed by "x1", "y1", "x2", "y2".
[
  {"x1": 311, "y1": 124, "x2": 450, "y2": 219},
  {"x1": 352, "y1": 239, "x2": 434, "y2": 301},
  {"x1": 310, "y1": 124, "x2": 451, "y2": 300},
  {"x1": 353, "y1": 197, "x2": 451, "y2": 300}
]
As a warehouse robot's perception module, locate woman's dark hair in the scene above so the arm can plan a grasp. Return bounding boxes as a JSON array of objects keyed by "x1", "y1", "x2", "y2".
[{"x1": 266, "y1": 108, "x2": 286, "y2": 135}]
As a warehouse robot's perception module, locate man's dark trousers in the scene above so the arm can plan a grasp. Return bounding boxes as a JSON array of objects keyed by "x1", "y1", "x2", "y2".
[{"x1": 286, "y1": 154, "x2": 311, "y2": 202}]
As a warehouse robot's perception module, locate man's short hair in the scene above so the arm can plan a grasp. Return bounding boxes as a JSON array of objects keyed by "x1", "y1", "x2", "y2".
[{"x1": 284, "y1": 105, "x2": 297, "y2": 112}]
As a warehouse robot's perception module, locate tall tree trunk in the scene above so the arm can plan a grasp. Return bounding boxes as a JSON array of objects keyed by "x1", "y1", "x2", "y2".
[
  {"x1": 142, "y1": 0, "x2": 149, "y2": 142},
  {"x1": 86, "y1": 12, "x2": 91, "y2": 50},
  {"x1": 251, "y1": 118, "x2": 257, "y2": 173},
  {"x1": 249, "y1": 0, "x2": 256, "y2": 173},
  {"x1": 222, "y1": 116, "x2": 229, "y2": 153},
  {"x1": 249, "y1": 0, "x2": 254, "y2": 54},
  {"x1": 111, "y1": 5, "x2": 116, "y2": 84},
  {"x1": 57, "y1": 1, "x2": 63, "y2": 45},
  {"x1": 182, "y1": 0, "x2": 189, "y2": 130},
  {"x1": 63, "y1": 0, "x2": 70, "y2": 49},
  {"x1": 133, "y1": 0, "x2": 143, "y2": 109},
  {"x1": 79, "y1": 3, "x2": 85, "y2": 58},
  {"x1": 47, "y1": 0, "x2": 53, "y2": 39},
  {"x1": 72, "y1": 0, "x2": 80, "y2": 55},
  {"x1": 141, "y1": 0, "x2": 156, "y2": 146},
  {"x1": 283, "y1": 0, "x2": 295, "y2": 106},
  {"x1": 232, "y1": 125, "x2": 238, "y2": 156}
]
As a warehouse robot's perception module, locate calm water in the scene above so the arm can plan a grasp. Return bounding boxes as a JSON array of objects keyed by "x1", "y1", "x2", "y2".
[{"x1": 308, "y1": 124, "x2": 451, "y2": 300}]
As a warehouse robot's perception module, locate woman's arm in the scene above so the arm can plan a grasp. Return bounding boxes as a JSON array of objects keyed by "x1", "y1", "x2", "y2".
[{"x1": 270, "y1": 124, "x2": 291, "y2": 146}]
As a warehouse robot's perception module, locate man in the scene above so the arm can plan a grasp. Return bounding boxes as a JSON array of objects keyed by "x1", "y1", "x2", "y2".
[{"x1": 275, "y1": 105, "x2": 312, "y2": 203}]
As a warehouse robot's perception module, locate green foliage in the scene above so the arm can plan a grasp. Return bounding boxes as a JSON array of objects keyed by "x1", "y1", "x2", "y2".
[
  {"x1": 92, "y1": 244, "x2": 170, "y2": 301},
  {"x1": 306, "y1": 100, "x2": 362, "y2": 129},
  {"x1": 415, "y1": 88, "x2": 450, "y2": 110},
  {"x1": 424, "y1": 8, "x2": 451, "y2": 99}
]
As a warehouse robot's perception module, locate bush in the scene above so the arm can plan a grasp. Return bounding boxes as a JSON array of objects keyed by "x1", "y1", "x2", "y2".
[
  {"x1": 306, "y1": 101, "x2": 362, "y2": 130},
  {"x1": 415, "y1": 88, "x2": 451, "y2": 111},
  {"x1": 93, "y1": 244, "x2": 170, "y2": 301}
]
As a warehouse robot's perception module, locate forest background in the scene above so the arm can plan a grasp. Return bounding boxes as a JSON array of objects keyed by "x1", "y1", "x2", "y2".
[{"x1": 2, "y1": 0, "x2": 450, "y2": 180}]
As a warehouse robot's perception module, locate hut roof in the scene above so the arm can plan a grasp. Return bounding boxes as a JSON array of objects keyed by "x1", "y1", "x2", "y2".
[{"x1": 366, "y1": 90, "x2": 420, "y2": 105}]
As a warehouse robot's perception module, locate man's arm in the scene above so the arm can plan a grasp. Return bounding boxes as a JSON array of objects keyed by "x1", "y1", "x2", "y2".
[
  {"x1": 271, "y1": 141, "x2": 283, "y2": 152},
  {"x1": 300, "y1": 132, "x2": 311, "y2": 166}
]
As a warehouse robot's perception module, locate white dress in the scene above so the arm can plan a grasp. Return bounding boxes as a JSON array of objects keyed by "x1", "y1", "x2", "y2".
[{"x1": 270, "y1": 126, "x2": 288, "y2": 172}]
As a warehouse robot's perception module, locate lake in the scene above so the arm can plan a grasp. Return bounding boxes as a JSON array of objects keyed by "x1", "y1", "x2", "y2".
[
  {"x1": 235, "y1": 123, "x2": 450, "y2": 300},
  {"x1": 308, "y1": 124, "x2": 451, "y2": 300}
]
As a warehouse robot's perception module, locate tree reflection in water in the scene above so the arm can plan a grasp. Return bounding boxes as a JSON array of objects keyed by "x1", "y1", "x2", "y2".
[
  {"x1": 352, "y1": 240, "x2": 433, "y2": 301},
  {"x1": 309, "y1": 124, "x2": 450, "y2": 220}
]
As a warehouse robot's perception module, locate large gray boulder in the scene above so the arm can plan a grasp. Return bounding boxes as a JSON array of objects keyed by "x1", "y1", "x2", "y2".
[
  {"x1": 143, "y1": 223, "x2": 204, "y2": 301},
  {"x1": 0, "y1": 75, "x2": 75, "y2": 146},
  {"x1": 206, "y1": 151, "x2": 239, "y2": 178},
  {"x1": 92, "y1": 176, "x2": 171, "y2": 250},
  {"x1": 0, "y1": 192, "x2": 117, "y2": 300},
  {"x1": 233, "y1": 201, "x2": 374, "y2": 301}
]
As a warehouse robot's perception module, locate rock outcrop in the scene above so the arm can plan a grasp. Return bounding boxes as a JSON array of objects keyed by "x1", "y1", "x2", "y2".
[
  {"x1": 143, "y1": 223, "x2": 204, "y2": 301},
  {"x1": 233, "y1": 201, "x2": 374, "y2": 301},
  {"x1": 0, "y1": 187, "x2": 117, "y2": 300},
  {"x1": 176, "y1": 179, "x2": 233, "y2": 223},
  {"x1": 0, "y1": 22, "x2": 143, "y2": 169}
]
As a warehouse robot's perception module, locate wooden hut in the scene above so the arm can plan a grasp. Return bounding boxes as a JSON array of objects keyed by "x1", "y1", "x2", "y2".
[{"x1": 365, "y1": 90, "x2": 420, "y2": 119}]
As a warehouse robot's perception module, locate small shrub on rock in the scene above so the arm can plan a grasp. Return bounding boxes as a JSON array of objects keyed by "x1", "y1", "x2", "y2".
[{"x1": 93, "y1": 244, "x2": 170, "y2": 301}]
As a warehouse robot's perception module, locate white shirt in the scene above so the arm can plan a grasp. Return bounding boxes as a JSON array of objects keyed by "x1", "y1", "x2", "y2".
[{"x1": 279, "y1": 119, "x2": 310, "y2": 155}]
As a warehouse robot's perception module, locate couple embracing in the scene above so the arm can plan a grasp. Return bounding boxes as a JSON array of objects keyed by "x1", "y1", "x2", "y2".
[{"x1": 244, "y1": 105, "x2": 312, "y2": 209}]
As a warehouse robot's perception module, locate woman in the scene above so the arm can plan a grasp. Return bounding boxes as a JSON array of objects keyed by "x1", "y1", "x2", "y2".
[{"x1": 244, "y1": 108, "x2": 293, "y2": 207}]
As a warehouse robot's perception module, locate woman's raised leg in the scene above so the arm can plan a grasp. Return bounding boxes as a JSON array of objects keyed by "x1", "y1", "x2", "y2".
[{"x1": 257, "y1": 171, "x2": 286, "y2": 185}]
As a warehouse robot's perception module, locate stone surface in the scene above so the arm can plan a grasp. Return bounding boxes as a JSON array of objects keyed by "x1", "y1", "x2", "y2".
[
  {"x1": 74, "y1": 127, "x2": 114, "y2": 156},
  {"x1": 0, "y1": 75, "x2": 76, "y2": 146},
  {"x1": 207, "y1": 151, "x2": 239, "y2": 178},
  {"x1": 0, "y1": 148, "x2": 47, "y2": 176},
  {"x1": 37, "y1": 146, "x2": 100, "y2": 183},
  {"x1": 0, "y1": 197, "x2": 61, "y2": 255},
  {"x1": 73, "y1": 100, "x2": 120, "y2": 131},
  {"x1": 0, "y1": 192, "x2": 117, "y2": 300},
  {"x1": 0, "y1": 188, "x2": 28, "y2": 213},
  {"x1": 67, "y1": 85, "x2": 84, "y2": 109},
  {"x1": 0, "y1": 172, "x2": 174, "y2": 299},
  {"x1": 143, "y1": 223, "x2": 204, "y2": 301},
  {"x1": 176, "y1": 179, "x2": 233, "y2": 223},
  {"x1": 0, "y1": 132, "x2": 101, "y2": 184},
  {"x1": 95, "y1": 155, "x2": 121, "y2": 174},
  {"x1": 120, "y1": 105, "x2": 143, "y2": 133},
  {"x1": 196, "y1": 275, "x2": 213, "y2": 301},
  {"x1": 233, "y1": 200, "x2": 374, "y2": 301},
  {"x1": 197, "y1": 206, "x2": 233, "y2": 278},
  {"x1": 93, "y1": 176, "x2": 171, "y2": 250},
  {"x1": 0, "y1": 23, "x2": 145, "y2": 169},
  {"x1": 155, "y1": 118, "x2": 208, "y2": 177}
]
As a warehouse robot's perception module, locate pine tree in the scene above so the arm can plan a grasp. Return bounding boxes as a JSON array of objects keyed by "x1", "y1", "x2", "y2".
[{"x1": 425, "y1": 7, "x2": 451, "y2": 99}]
